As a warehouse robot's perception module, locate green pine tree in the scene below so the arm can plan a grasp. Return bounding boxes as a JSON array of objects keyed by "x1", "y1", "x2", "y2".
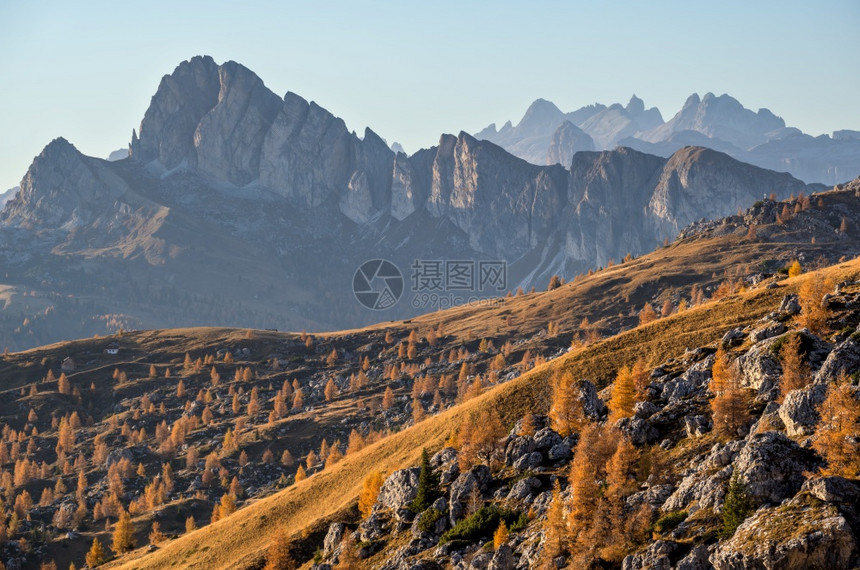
[
  {"x1": 721, "y1": 473, "x2": 753, "y2": 538},
  {"x1": 409, "y1": 448, "x2": 440, "y2": 513}
]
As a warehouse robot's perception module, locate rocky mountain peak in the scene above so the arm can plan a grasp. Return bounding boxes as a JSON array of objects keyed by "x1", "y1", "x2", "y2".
[
  {"x1": 131, "y1": 55, "x2": 221, "y2": 169},
  {"x1": 626, "y1": 94, "x2": 645, "y2": 116},
  {"x1": 546, "y1": 121, "x2": 595, "y2": 167},
  {"x1": 2, "y1": 137, "x2": 130, "y2": 230},
  {"x1": 516, "y1": 98, "x2": 566, "y2": 137}
]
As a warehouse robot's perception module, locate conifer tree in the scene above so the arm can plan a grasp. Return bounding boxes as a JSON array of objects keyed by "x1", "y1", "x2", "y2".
[
  {"x1": 787, "y1": 260, "x2": 802, "y2": 277},
  {"x1": 541, "y1": 480, "x2": 566, "y2": 564},
  {"x1": 493, "y1": 520, "x2": 509, "y2": 549},
  {"x1": 721, "y1": 473, "x2": 753, "y2": 537},
  {"x1": 409, "y1": 449, "x2": 439, "y2": 512},
  {"x1": 294, "y1": 465, "x2": 307, "y2": 483},
  {"x1": 548, "y1": 371, "x2": 586, "y2": 437},
  {"x1": 798, "y1": 274, "x2": 833, "y2": 334},
  {"x1": 631, "y1": 358, "x2": 649, "y2": 399},
  {"x1": 324, "y1": 378, "x2": 337, "y2": 402},
  {"x1": 567, "y1": 424, "x2": 601, "y2": 537},
  {"x1": 381, "y1": 387, "x2": 395, "y2": 410}
]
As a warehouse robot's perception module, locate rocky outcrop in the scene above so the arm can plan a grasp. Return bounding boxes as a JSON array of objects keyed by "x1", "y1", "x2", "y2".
[
  {"x1": 712, "y1": 494, "x2": 857, "y2": 570},
  {"x1": 778, "y1": 383, "x2": 828, "y2": 436},
  {"x1": 647, "y1": 147, "x2": 807, "y2": 238},
  {"x1": 732, "y1": 432, "x2": 817, "y2": 505},
  {"x1": 816, "y1": 337, "x2": 860, "y2": 382},
  {"x1": 376, "y1": 468, "x2": 420, "y2": 512}
]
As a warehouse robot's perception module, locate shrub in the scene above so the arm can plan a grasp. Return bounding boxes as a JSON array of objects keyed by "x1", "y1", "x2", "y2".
[
  {"x1": 440, "y1": 505, "x2": 522, "y2": 545},
  {"x1": 652, "y1": 511, "x2": 687, "y2": 534},
  {"x1": 417, "y1": 508, "x2": 446, "y2": 534}
]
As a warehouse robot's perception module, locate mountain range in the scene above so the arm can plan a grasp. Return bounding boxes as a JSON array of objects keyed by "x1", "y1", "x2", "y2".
[
  {"x1": 476, "y1": 94, "x2": 860, "y2": 185},
  {"x1": 1, "y1": 180, "x2": 858, "y2": 570},
  {"x1": 0, "y1": 56, "x2": 839, "y2": 350}
]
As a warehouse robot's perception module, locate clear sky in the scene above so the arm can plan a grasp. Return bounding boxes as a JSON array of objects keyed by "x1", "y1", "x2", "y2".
[{"x1": 1, "y1": 0, "x2": 858, "y2": 191}]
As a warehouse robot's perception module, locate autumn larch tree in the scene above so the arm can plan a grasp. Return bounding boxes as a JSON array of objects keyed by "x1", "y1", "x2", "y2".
[
  {"x1": 457, "y1": 412, "x2": 505, "y2": 469},
  {"x1": 787, "y1": 260, "x2": 802, "y2": 278},
  {"x1": 798, "y1": 273, "x2": 833, "y2": 334},
  {"x1": 294, "y1": 465, "x2": 307, "y2": 483},
  {"x1": 112, "y1": 509, "x2": 136, "y2": 553},
  {"x1": 600, "y1": 436, "x2": 639, "y2": 561},
  {"x1": 381, "y1": 387, "x2": 395, "y2": 410},
  {"x1": 631, "y1": 358, "x2": 649, "y2": 400},
  {"x1": 638, "y1": 303, "x2": 657, "y2": 326},
  {"x1": 608, "y1": 366, "x2": 636, "y2": 422},
  {"x1": 324, "y1": 378, "x2": 338, "y2": 402},
  {"x1": 263, "y1": 529, "x2": 295, "y2": 570},
  {"x1": 291, "y1": 388, "x2": 304, "y2": 411},
  {"x1": 493, "y1": 520, "x2": 509, "y2": 549},
  {"x1": 359, "y1": 470, "x2": 384, "y2": 517},
  {"x1": 86, "y1": 538, "x2": 106, "y2": 567},
  {"x1": 779, "y1": 333, "x2": 810, "y2": 399},
  {"x1": 548, "y1": 371, "x2": 586, "y2": 437},
  {"x1": 813, "y1": 378, "x2": 860, "y2": 477},
  {"x1": 710, "y1": 348, "x2": 750, "y2": 438},
  {"x1": 566, "y1": 424, "x2": 601, "y2": 539},
  {"x1": 540, "y1": 480, "x2": 566, "y2": 565}
]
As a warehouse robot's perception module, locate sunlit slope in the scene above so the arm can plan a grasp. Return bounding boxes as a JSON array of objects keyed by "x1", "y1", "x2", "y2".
[{"x1": 108, "y1": 257, "x2": 860, "y2": 570}]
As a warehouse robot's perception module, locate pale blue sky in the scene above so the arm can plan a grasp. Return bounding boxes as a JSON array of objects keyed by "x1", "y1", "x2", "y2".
[{"x1": 1, "y1": 0, "x2": 858, "y2": 191}]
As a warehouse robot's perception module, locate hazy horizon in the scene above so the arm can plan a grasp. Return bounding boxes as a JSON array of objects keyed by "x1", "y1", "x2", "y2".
[{"x1": 1, "y1": 0, "x2": 858, "y2": 191}]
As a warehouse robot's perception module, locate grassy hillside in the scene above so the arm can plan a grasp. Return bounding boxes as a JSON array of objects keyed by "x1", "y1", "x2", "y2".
[{"x1": 106, "y1": 257, "x2": 860, "y2": 570}]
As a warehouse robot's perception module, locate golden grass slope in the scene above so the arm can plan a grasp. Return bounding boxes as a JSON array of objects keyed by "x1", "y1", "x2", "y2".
[{"x1": 106, "y1": 257, "x2": 860, "y2": 570}]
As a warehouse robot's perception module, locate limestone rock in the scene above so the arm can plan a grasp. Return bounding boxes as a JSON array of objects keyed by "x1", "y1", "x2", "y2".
[
  {"x1": 733, "y1": 432, "x2": 817, "y2": 505},
  {"x1": 132, "y1": 55, "x2": 221, "y2": 169},
  {"x1": 778, "y1": 383, "x2": 827, "y2": 436},
  {"x1": 736, "y1": 337, "x2": 782, "y2": 394},
  {"x1": 816, "y1": 337, "x2": 860, "y2": 383},
  {"x1": 712, "y1": 494, "x2": 857, "y2": 570},
  {"x1": 488, "y1": 545, "x2": 516, "y2": 570},
  {"x1": 323, "y1": 522, "x2": 345, "y2": 556},
  {"x1": 376, "y1": 468, "x2": 420, "y2": 512},
  {"x1": 778, "y1": 294, "x2": 801, "y2": 315},
  {"x1": 801, "y1": 476, "x2": 860, "y2": 505}
]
